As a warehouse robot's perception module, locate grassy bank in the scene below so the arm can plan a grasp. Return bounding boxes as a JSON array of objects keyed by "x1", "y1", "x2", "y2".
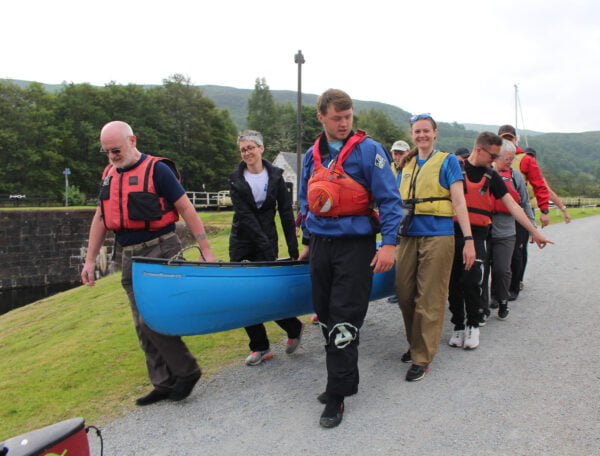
[{"x1": 1, "y1": 208, "x2": 598, "y2": 439}]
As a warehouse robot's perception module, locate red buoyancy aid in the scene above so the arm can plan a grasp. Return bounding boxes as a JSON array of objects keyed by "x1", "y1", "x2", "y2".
[
  {"x1": 492, "y1": 169, "x2": 520, "y2": 214},
  {"x1": 463, "y1": 170, "x2": 494, "y2": 227},
  {"x1": 100, "y1": 155, "x2": 180, "y2": 231},
  {"x1": 307, "y1": 130, "x2": 374, "y2": 217}
]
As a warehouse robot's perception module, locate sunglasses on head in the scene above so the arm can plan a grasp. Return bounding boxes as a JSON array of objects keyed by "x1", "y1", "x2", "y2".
[{"x1": 409, "y1": 113, "x2": 432, "y2": 123}]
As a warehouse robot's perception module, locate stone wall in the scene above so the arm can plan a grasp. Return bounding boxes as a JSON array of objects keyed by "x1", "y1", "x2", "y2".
[
  {"x1": 0, "y1": 209, "x2": 203, "y2": 290},
  {"x1": 0, "y1": 209, "x2": 114, "y2": 289}
]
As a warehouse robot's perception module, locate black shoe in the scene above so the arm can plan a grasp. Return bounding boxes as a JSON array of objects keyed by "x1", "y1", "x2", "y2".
[
  {"x1": 400, "y1": 350, "x2": 412, "y2": 363},
  {"x1": 406, "y1": 364, "x2": 429, "y2": 382},
  {"x1": 136, "y1": 388, "x2": 171, "y2": 406},
  {"x1": 490, "y1": 299, "x2": 499, "y2": 309},
  {"x1": 508, "y1": 290, "x2": 519, "y2": 301},
  {"x1": 497, "y1": 301, "x2": 510, "y2": 321},
  {"x1": 317, "y1": 392, "x2": 329, "y2": 404},
  {"x1": 479, "y1": 311, "x2": 490, "y2": 327},
  {"x1": 319, "y1": 401, "x2": 344, "y2": 428},
  {"x1": 169, "y1": 372, "x2": 201, "y2": 401}
]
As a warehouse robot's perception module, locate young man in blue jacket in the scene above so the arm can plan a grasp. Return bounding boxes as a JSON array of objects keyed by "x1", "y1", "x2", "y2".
[{"x1": 298, "y1": 89, "x2": 402, "y2": 428}]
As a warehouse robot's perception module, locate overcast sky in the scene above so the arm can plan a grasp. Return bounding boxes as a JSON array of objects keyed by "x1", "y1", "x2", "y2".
[{"x1": 3, "y1": 0, "x2": 599, "y2": 133}]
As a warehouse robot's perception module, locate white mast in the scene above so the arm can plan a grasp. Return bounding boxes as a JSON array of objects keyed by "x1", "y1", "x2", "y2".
[{"x1": 514, "y1": 84, "x2": 529, "y2": 147}]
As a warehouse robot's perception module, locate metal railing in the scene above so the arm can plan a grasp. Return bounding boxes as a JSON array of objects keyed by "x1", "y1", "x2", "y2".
[{"x1": 186, "y1": 191, "x2": 232, "y2": 209}]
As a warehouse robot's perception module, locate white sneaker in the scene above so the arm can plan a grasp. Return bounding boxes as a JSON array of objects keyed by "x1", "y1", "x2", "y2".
[
  {"x1": 463, "y1": 326, "x2": 480, "y2": 350},
  {"x1": 448, "y1": 329, "x2": 465, "y2": 347}
]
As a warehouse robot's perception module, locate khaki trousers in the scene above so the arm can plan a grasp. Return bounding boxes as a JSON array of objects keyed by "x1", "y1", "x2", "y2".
[{"x1": 395, "y1": 235, "x2": 454, "y2": 366}]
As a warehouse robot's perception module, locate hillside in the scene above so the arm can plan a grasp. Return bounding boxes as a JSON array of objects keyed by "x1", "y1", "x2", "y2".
[{"x1": 3, "y1": 79, "x2": 600, "y2": 195}]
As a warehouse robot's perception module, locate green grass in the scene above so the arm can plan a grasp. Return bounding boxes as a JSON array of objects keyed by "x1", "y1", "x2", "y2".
[
  {"x1": 541, "y1": 205, "x2": 599, "y2": 225},
  {"x1": 0, "y1": 210, "x2": 307, "y2": 439},
  {"x1": 1, "y1": 208, "x2": 597, "y2": 439}
]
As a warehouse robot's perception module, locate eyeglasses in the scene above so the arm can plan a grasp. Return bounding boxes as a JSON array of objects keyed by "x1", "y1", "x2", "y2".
[
  {"x1": 99, "y1": 147, "x2": 122, "y2": 155},
  {"x1": 481, "y1": 148, "x2": 500, "y2": 160},
  {"x1": 502, "y1": 156, "x2": 515, "y2": 162},
  {"x1": 409, "y1": 113, "x2": 432, "y2": 123},
  {"x1": 240, "y1": 145, "x2": 257, "y2": 154}
]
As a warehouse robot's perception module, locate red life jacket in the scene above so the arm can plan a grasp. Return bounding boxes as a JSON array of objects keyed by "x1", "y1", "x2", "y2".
[
  {"x1": 100, "y1": 155, "x2": 180, "y2": 232},
  {"x1": 492, "y1": 169, "x2": 520, "y2": 214},
  {"x1": 307, "y1": 130, "x2": 374, "y2": 217},
  {"x1": 463, "y1": 168, "x2": 494, "y2": 227}
]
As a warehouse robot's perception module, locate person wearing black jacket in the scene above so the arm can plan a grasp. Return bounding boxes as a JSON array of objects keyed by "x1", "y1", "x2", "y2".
[{"x1": 229, "y1": 130, "x2": 303, "y2": 366}]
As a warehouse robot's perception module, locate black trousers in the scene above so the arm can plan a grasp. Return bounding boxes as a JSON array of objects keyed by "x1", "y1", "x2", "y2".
[
  {"x1": 309, "y1": 235, "x2": 375, "y2": 397},
  {"x1": 510, "y1": 222, "x2": 529, "y2": 293},
  {"x1": 231, "y1": 246, "x2": 302, "y2": 352},
  {"x1": 448, "y1": 226, "x2": 489, "y2": 329}
]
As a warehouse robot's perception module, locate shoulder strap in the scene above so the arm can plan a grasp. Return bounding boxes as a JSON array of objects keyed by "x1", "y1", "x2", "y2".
[{"x1": 334, "y1": 130, "x2": 368, "y2": 170}]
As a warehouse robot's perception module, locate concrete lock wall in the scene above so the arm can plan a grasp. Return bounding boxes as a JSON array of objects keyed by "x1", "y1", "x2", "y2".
[
  {"x1": 0, "y1": 209, "x2": 115, "y2": 289},
  {"x1": 0, "y1": 209, "x2": 198, "y2": 290}
]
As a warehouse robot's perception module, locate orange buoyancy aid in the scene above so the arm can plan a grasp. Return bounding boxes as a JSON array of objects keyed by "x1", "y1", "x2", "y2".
[
  {"x1": 100, "y1": 155, "x2": 180, "y2": 232},
  {"x1": 307, "y1": 130, "x2": 374, "y2": 217},
  {"x1": 463, "y1": 169, "x2": 494, "y2": 227},
  {"x1": 492, "y1": 169, "x2": 520, "y2": 214}
]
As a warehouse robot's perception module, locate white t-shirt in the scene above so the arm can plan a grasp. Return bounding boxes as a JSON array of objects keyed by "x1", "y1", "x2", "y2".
[{"x1": 244, "y1": 168, "x2": 268, "y2": 208}]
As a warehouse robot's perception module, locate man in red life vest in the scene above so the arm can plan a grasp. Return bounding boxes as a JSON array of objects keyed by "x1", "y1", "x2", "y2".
[
  {"x1": 81, "y1": 121, "x2": 216, "y2": 406},
  {"x1": 298, "y1": 89, "x2": 402, "y2": 428},
  {"x1": 447, "y1": 132, "x2": 553, "y2": 350}
]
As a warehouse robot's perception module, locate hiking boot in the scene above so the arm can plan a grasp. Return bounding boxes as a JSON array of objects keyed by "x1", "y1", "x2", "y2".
[
  {"x1": 135, "y1": 388, "x2": 171, "y2": 406},
  {"x1": 319, "y1": 400, "x2": 344, "y2": 428},
  {"x1": 497, "y1": 301, "x2": 510, "y2": 320},
  {"x1": 400, "y1": 350, "x2": 412, "y2": 363},
  {"x1": 317, "y1": 392, "x2": 329, "y2": 404},
  {"x1": 406, "y1": 364, "x2": 429, "y2": 382},
  {"x1": 169, "y1": 372, "x2": 201, "y2": 401},
  {"x1": 245, "y1": 349, "x2": 273, "y2": 366},
  {"x1": 285, "y1": 323, "x2": 304, "y2": 354},
  {"x1": 448, "y1": 329, "x2": 465, "y2": 348},
  {"x1": 463, "y1": 326, "x2": 480, "y2": 349}
]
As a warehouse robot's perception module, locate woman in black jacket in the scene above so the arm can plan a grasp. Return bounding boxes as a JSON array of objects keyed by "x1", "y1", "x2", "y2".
[{"x1": 229, "y1": 130, "x2": 303, "y2": 365}]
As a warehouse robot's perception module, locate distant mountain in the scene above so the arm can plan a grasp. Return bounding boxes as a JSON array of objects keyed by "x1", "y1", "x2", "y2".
[{"x1": 462, "y1": 123, "x2": 545, "y2": 137}]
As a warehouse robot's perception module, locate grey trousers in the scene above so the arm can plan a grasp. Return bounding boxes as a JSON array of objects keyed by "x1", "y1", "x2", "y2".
[
  {"x1": 490, "y1": 235, "x2": 516, "y2": 303},
  {"x1": 121, "y1": 235, "x2": 201, "y2": 390}
]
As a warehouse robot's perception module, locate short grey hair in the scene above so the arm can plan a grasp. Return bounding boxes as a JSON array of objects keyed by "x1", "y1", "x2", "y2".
[
  {"x1": 500, "y1": 139, "x2": 516, "y2": 155},
  {"x1": 237, "y1": 130, "x2": 263, "y2": 147}
]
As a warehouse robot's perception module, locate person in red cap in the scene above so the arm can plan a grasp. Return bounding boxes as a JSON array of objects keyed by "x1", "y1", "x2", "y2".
[{"x1": 497, "y1": 125, "x2": 550, "y2": 300}]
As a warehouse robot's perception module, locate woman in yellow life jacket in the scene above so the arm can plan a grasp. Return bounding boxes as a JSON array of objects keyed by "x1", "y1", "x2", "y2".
[{"x1": 394, "y1": 114, "x2": 475, "y2": 382}]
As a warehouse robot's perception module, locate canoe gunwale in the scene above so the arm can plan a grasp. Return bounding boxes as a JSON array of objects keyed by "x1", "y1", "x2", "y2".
[{"x1": 132, "y1": 256, "x2": 309, "y2": 268}]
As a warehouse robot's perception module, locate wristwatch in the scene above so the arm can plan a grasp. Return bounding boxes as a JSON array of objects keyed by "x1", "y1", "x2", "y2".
[
  {"x1": 463, "y1": 236, "x2": 474, "y2": 241},
  {"x1": 541, "y1": 209, "x2": 549, "y2": 215}
]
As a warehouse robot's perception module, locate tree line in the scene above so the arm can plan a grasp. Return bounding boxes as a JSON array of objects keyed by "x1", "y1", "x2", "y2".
[
  {"x1": 0, "y1": 75, "x2": 411, "y2": 203},
  {"x1": 2, "y1": 75, "x2": 597, "y2": 201}
]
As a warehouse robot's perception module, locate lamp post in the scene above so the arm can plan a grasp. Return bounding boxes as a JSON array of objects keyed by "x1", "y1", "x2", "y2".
[
  {"x1": 63, "y1": 168, "x2": 71, "y2": 206},
  {"x1": 294, "y1": 50, "x2": 305, "y2": 209}
]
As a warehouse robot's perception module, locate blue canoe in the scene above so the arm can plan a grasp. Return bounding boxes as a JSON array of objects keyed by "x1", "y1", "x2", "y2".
[{"x1": 132, "y1": 258, "x2": 395, "y2": 336}]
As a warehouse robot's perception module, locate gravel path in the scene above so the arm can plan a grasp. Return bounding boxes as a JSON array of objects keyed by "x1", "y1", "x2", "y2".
[{"x1": 90, "y1": 216, "x2": 600, "y2": 455}]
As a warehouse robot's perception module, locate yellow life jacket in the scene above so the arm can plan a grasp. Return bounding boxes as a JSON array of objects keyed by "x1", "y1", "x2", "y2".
[{"x1": 399, "y1": 151, "x2": 454, "y2": 216}]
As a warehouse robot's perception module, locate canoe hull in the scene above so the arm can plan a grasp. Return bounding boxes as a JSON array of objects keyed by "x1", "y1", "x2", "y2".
[{"x1": 133, "y1": 258, "x2": 395, "y2": 336}]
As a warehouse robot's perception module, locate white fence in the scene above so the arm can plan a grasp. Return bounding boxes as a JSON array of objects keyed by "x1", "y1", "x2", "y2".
[{"x1": 187, "y1": 191, "x2": 232, "y2": 209}]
